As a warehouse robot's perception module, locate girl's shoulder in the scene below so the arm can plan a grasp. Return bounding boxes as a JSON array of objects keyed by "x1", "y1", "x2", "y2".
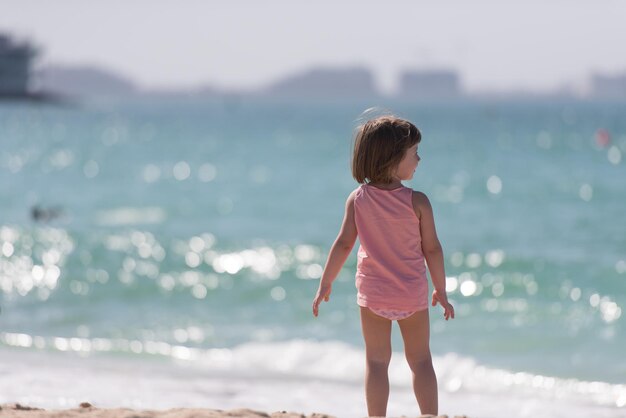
[
  {"x1": 410, "y1": 190, "x2": 432, "y2": 219},
  {"x1": 410, "y1": 189, "x2": 430, "y2": 202},
  {"x1": 352, "y1": 184, "x2": 366, "y2": 199},
  {"x1": 347, "y1": 187, "x2": 362, "y2": 205}
]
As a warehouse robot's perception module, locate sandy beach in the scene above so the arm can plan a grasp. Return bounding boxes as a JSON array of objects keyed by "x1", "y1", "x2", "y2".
[{"x1": 0, "y1": 404, "x2": 463, "y2": 418}]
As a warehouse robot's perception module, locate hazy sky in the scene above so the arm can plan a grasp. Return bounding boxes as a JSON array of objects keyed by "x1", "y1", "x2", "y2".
[{"x1": 2, "y1": 0, "x2": 625, "y2": 93}]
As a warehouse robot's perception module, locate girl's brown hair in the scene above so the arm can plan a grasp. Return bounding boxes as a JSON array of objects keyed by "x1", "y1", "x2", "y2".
[{"x1": 352, "y1": 115, "x2": 421, "y2": 184}]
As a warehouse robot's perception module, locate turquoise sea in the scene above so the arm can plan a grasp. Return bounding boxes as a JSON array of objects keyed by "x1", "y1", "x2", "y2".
[{"x1": 0, "y1": 98, "x2": 625, "y2": 417}]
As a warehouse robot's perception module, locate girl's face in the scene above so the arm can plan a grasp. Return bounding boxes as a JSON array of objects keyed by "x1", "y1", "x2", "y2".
[{"x1": 394, "y1": 144, "x2": 420, "y2": 181}]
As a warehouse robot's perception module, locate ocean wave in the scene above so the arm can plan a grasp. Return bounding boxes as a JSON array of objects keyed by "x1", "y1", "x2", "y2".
[{"x1": 2, "y1": 332, "x2": 624, "y2": 413}]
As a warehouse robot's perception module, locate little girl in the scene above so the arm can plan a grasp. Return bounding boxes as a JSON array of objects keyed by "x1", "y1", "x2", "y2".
[{"x1": 312, "y1": 114, "x2": 454, "y2": 417}]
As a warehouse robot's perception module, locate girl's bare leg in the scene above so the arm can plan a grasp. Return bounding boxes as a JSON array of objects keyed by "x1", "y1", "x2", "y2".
[
  {"x1": 360, "y1": 307, "x2": 392, "y2": 417},
  {"x1": 398, "y1": 309, "x2": 438, "y2": 415}
]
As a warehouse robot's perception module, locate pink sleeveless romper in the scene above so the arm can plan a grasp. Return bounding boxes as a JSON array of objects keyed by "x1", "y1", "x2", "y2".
[{"x1": 354, "y1": 184, "x2": 429, "y2": 320}]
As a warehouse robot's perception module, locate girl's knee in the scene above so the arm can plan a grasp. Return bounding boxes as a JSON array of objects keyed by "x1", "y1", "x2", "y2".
[
  {"x1": 366, "y1": 353, "x2": 392, "y2": 370},
  {"x1": 405, "y1": 353, "x2": 433, "y2": 372}
]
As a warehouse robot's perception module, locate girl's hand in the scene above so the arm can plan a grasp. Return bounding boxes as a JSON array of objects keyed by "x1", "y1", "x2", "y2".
[
  {"x1": 431, "y1": 289, "x2": 455, "y2": 320},
  {"x1": 312, "y1": 283, "x2": 332, "y2": 317}
]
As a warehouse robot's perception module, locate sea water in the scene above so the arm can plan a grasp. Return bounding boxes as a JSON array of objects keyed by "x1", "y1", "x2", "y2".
[{"x1": 0, "y1": 98, "x2": 625, "y2": 418}]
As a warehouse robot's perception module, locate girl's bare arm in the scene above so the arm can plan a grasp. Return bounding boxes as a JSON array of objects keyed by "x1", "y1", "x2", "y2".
[
  {"x1": 413, "y1": 191, "x2": 454, "y2": 320},
  {"x1": 313, "y1": 191, "x2": 358, "y2": 316}
]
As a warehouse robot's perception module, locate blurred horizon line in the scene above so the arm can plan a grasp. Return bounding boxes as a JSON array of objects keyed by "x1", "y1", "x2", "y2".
[
  {"x1": 2, "y1": 30, "x2": 626, "y2": 102},
  {"x1": 29, "y1": 61, "x2": 626, "y2": 102}
]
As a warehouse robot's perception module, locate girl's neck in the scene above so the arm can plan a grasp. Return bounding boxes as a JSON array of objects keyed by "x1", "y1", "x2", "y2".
[{"x1": 367, "y1": 179, "x2": 403, "y2": 190}]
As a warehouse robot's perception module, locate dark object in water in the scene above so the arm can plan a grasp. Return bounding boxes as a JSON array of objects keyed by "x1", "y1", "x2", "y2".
[{"x1": 31, "y1": 205, "x2": 64, "y2": 222}]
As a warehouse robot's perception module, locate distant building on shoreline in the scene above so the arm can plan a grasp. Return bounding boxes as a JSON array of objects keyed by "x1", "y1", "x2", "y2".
[
  {"x1": 0, "y1": 33, "x2": 37, "y2": 97},
  {"x1": 263, "y1": 67, "x2": 379, "y2": 99},
  {"x1": 37, "y1": 65, "x2": 138, "y2": 98},
  {"x1": 398, "y1": 70, "x2": 461, "y2": 99},
  {"x1": 590, "y1": 73, "x2": 626, "y2": 99}
]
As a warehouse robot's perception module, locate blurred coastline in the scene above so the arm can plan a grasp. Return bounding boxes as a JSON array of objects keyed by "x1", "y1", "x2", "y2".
[{"x1": 2, "y1": 31, "x2": 626, "y2": 105}]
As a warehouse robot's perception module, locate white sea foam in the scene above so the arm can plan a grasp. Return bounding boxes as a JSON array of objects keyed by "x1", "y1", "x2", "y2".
[{"x1": 1, "y1": 336, "x2": 624, "y2": 418}]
